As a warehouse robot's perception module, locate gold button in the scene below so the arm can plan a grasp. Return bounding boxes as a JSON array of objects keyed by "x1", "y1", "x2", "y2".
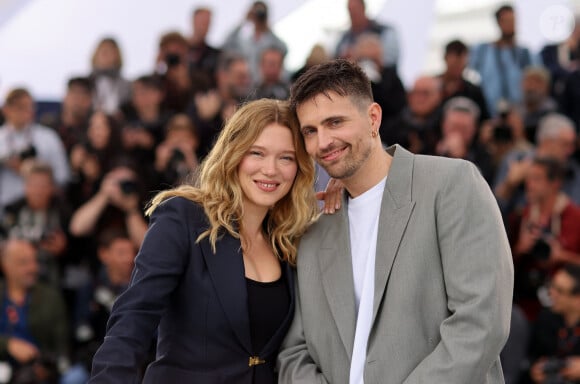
[{"x1": 249, "y1": 356, "x2": 266, "y2": 367}]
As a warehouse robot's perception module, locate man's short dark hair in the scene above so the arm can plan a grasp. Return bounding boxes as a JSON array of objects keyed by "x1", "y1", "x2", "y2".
[
  {"x1": 67, "y1": 77, "x2": 93, "y2": 93},
  {"x1": 444, "y1": 39, "x2": 468, "y2": 56},
  {"x1": 217, "y1": 52, "x2": 247, "y2": 72},
  {"x1": 561, "y1": 264, "x2": 580, "y2": 295},
  {"x1": 98, "y1": 228, "x2": 130, "y2": 249},
  {"x1": 290, "y1": 59, "x2": 373, "y2": 112},
  {"x1": 4, "y1": 88, "x2": 32, "y2": 106},
  {"x1": 134, "y1": 74, "x2": 164, "y2": 91},
  {"x1": 532, "y1": 156, "x2": 567, "y2": 182},
  {"x1": 193, "y1": 6, "x2": 211, "y2": 17},
  {"x1": 495, "y1": 4, "x2": 513, "y2": 22}
]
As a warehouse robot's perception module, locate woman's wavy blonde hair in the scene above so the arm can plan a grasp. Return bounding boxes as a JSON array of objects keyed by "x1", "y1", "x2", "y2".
[{"x1": 147, "y1": 98, "x2": 318, "y2": 265}]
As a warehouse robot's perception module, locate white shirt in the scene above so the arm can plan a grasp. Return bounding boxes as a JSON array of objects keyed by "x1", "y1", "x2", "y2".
[
  {"x1": 348, "y1": 176, "x2": 387, "y2": 384},
  {"x1": 0, "y1": 123, "x2": 70, "y2": 211}
]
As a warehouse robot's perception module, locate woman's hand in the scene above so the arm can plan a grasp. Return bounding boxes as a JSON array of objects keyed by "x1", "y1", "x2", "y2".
[{"x1": 317, "y1": 178, "x2": 344, "y2": 214}]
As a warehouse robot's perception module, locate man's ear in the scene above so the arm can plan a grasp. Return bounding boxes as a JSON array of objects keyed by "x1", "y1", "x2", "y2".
[{"x1": 368, "y1": 102, "x2": 382, "y2": 130}]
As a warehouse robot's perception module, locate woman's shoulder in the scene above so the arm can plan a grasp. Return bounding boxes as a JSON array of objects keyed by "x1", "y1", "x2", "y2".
[{"x1": 154, "y1": 196, "x2": 208, "y2": 226}]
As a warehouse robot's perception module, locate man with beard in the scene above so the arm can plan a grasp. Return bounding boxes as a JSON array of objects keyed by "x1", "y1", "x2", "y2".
[
  {"x1": 469, "y1": 5, "x2": 536, "y2": 116},
  {"x1": 278, "y1": 59, "x2": 513, "y2": 384}
]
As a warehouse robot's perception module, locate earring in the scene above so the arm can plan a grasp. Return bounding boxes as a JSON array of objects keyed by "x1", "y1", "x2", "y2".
[{"x1": 371, "y1": 130, "x2": 378, "y2": 138}]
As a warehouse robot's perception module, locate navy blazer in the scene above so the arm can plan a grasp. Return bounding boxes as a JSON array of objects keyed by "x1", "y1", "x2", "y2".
[{"x1": 89, "y1": 197, "x2": 295, "y2": 384}]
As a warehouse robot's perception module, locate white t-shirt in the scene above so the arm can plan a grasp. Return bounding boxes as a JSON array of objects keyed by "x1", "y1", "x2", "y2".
[{"x1": 348, "y1": 176, "x2": 387, "y2": 384}]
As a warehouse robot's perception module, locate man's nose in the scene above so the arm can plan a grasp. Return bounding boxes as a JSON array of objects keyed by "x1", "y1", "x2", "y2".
[{"x1": 317, "y1": 128, "x2": 334, "y2": 152}]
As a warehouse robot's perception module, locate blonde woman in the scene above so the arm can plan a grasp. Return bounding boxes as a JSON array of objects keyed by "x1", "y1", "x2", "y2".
[{"x1": 89, "y1": 99, "x2": 318, "y2": 384}]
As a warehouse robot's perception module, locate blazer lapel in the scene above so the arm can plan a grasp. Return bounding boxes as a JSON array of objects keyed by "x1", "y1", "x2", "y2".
[
  {"x1": 319, "y1": 201, "x2": 357, "y2": 359},
  {"x1": 373, "y1": 145, "x2": 415, "y2": 325},
  {"x1": 200, "y1": 232, "x2": 253, "y2": 353}
]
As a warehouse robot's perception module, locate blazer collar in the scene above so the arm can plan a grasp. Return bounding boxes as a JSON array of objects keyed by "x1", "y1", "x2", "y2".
[
  {"x1": 373, "y1": 145, "x2": 416, "y2": 326},
  {"x1": 200, "y1": 229, "x2": 296, "y2": 357},
  {"x1": 317, "y1": 144, "x2": 416, "y2": 355},
  {"x1": 200, "y1": 231, "x2": 253, "y2": 353}
]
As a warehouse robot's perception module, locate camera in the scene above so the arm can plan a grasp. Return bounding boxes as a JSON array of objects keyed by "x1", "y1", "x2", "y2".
[
  {"x1": 254, "y1": 8, "x2": 268, "y2": 23},
  {"x1": 542, "y1": 357, "x2": 572, "y2": 384},
  {"x1": 18, "y1": 145, "x2": 37, "y2": 161},
  {"x1": 492, "y1": 100, "x2": 513, "y2": 143},
  {"x1": 165, "y1": 53, "x2": 181, "y2": 67},
  {"x1": 528, "y1": 237, "x2": 552, "y2": 261},
  {"x1": 169, "y1": 148, "x2": 186, "y2": 165},
  {"x1": 10, "y1": 354, "x2": 59, "y2": 384},
  {"x1": 119, "y1": 179, "x2": 138, "y2": 195}
]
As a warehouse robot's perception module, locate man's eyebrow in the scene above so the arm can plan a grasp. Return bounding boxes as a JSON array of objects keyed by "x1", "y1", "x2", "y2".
[{"x1": 301, "y1": 115, "x2": 345, "y2": 130}]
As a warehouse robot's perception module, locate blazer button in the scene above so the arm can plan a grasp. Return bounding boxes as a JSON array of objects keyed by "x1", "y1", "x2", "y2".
[{"x1": 249, "y1": 356, "x2": 266, "y2": 367}]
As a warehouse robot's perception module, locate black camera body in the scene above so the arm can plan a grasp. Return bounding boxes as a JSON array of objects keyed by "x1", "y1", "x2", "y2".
[
  {"x1": 18, "y1": 145, "x2": 37, "y2": 161},
  {"x1": 165, "y1": 53, "x2": 181, "y2": 68},
  {"x1": 542, "y1": 357, "x2": 572, "y2": 384},
  {"x1": 528, "y1": 237, "x2": 552, "y2": 261},
  {"x1": 119, "y1": 179, "x2": 138, "y2": 195},
  {"x1": 169, "y1": 148, "x2": 186, "y2": 166},
  {"x1": 254, "y1": 7, "x2": 267, "y2": 23}
]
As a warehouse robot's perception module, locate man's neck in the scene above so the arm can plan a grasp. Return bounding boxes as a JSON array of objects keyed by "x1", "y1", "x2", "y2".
[
  {"x1": 7, "y1": 284, "x2": 28, "y2": 306},
  {"x1": 137, "y1": 106, "x2": 160, "y2": 122},
  {"x1": 351, "y1": 17, "x2": 370, "y2": 33},
  {"x1": 344, "y1": 144, "x2": 392, "y2": 198},
  {"x1": 564, "y1": 310, "x2": 580, "y2": 327},
  {"x1": 190, "y1": 35, "x2": 205, "y2": 47},
  {"x1": 496, "y1": 36, "x2": 515, "y2": 47},
  {"x1": 107, "y1": 270, "x2": 131, "y2": 287},
  {"x1": 7, "y1": 122, "x2": 29, "y2": 131},
  {"x1": 537, "y1": 193, "x2": 558, "y2": 217}
]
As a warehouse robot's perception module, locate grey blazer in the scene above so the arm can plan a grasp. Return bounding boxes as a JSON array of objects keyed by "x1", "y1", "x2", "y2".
[{"x1": 278, "y1": 145, "x2": 514, "y2": 384}]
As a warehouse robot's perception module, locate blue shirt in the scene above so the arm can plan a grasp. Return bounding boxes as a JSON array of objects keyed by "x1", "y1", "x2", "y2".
[
  {"x1": 0, "y1": 293, "x2": 36, "y2": 346},
  {"x1": 469, "y1": 43, "x2": 538, "y2": 116}
]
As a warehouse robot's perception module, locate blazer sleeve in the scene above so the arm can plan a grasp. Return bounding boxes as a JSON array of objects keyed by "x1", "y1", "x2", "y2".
[
  {"x1": 403, "y1": 161, "x2": 514, "y2": 383},
  {"x1": 277, "y1": 275, "x2": 329, "y2": 384},
  {"x1": 89, "y1": 197, "x2": 193, "y2": 384}
]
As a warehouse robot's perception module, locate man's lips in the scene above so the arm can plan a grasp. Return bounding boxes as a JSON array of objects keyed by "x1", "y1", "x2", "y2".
[{"x1": 319, "y1": 146, "x2": 347, "y2": 162}]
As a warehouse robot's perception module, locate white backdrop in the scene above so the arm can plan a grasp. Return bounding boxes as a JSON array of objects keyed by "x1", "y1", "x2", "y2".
[{"x1": 0, "y1": 0, "x2": 578, "y2": 100}]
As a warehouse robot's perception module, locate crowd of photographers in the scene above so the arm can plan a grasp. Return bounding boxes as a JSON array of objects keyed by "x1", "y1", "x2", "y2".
[{"x1": 0, "y1": 1, "x2": 579, "y2": 383}]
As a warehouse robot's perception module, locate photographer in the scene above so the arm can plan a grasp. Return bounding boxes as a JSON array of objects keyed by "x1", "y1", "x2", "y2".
[
  {"x1": 350, "y1": 33, "x2": 406, "y2": 127},
  {"x1": 0, "y1": 162, "x2": 70, "y2": 288},
  {"x1": 69, "y1": 165, "x2": 147, "y2": 253},
  {"x1": 0, "y1": 239, "x2": 69, "y2": 383},
  {"x1": 529, "y1": 265, "x2": 580, "y2": 384},
  {"x1": 0, "y1": 88, "x2": 70, "y2": 218},
  {"x1": 155, "y1": 32, "x2": 193, "y2": 114},
  {"x1": 222, "y1": 1, "x2": 287, "y2": 81},
  {"x1": 154, "y1": 114, "x2": 199, "y2": 188},
  {"x1": 495, "y1": 114, "x2": 580, "y2": 218},
  {"x1": 435, "y1": 97, "x2": 495, "y2": 185},
  {"x1": 512, "y1": 157, "x2": 580, "y2": 319},
  {"x1": 186, "y1": 52, "x2": 252, "y2": 160}
]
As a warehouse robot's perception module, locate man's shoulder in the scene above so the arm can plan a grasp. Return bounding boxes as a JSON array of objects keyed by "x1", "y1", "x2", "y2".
[
  {"x1": 31, "y1": 124, "x2": 63, "y2": 142},
  {"x1": 413, "y1": 153, "x2": 470, "y2": 172}
]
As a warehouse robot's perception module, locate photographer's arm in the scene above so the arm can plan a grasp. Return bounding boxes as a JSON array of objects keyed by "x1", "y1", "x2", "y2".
[
  {"x1": 125, "y1": 209, "x2": 147, "y2": 248},
  {"x1": 0, "y1": 336, "x2": 39, "y2": 364},
  {"x1": 69, "y1": 191, "x2": 108, "y2": 237},
  {"x1": 549, "y1": 241, "x2": 580, "y2": 266}
]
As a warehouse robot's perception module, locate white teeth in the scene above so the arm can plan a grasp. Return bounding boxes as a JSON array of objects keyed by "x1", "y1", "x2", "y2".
[{"x1": 258, "y1": 182, "x2": 276, "y2": 188}]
